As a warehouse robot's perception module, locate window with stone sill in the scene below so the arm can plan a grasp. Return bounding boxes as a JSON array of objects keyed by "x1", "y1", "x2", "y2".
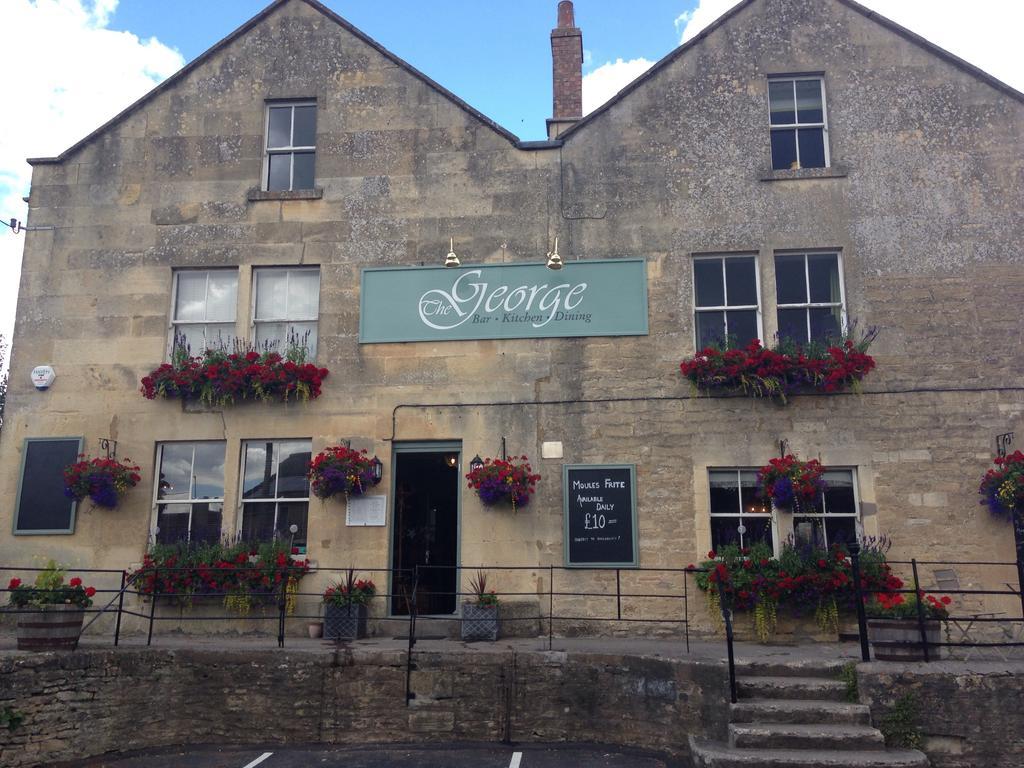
[
  {"x1": 153, "y1": 441, "x2": 226, "y2": 545},
  {"x1": 169, "y1": 269, "x2": 238, "y2": 355},
  {"x1": 774, "y1": 251, "x2": 846, "y2": 344},
  {"x1": 240, "y1": 439, "x2": 312, "y2": 548},
  {"x1": 768, "y1": 76, "x2": 829, "y2": 171},
  {"x1": 264, "y1": 101, "x2": 316, "y2": 192},
  {"x1": 252, "y1": 267, "x2": 320, "y2": 357},
  {"x1": 708, "y1": 468, "x2": 859, "y2": 552},
  {"x1": 693, "y1": 255, "x2": 761, "y2": 349}
]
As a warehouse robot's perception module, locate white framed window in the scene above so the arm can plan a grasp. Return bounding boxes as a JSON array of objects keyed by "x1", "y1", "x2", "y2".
[
  {"x1": 153, "y1": 442, "x2": 226, "y2": 545},
  {"x1": 693, "y1": 255, "x2": 762, "y2": 349},
  {"x1": 264, "y1": 101, "x2": 316, "y2": 192},
  {"x1": 708, "y1": 468, "x2": 861, "y2": 554},
  {"x1": 709, "y1": 469, "x2": 773, "y2": 551},
  {"x1": 239, "y1": 440, "x2": 312, "y2": 547},
  {"x1": 774, "y1": 251, "x2": 846, "y2": 344},
  {"x1": 252, "y1": 267, "x2": 320, "y2": 356},
  {"x1": 768, "y1": 76, "x2": 829, "y2": 170},
  {"x1": 170, "y1": 269, "x2": 238, "y2": 355},
  {"x1": 793, "y1": 469, "x2": 861, "y2": 549}
]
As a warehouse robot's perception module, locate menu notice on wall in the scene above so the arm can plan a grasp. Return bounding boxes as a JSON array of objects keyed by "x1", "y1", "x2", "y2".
[{"x1": 563, "y1": 464, "x2": 638, "y2": 567}]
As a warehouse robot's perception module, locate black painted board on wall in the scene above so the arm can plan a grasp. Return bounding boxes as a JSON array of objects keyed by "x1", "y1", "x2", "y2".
[
  {"x1": 15, "y1": 438, "x2": 81, "y2": 533},
  {"x1": 563, "y1": 464, "x2": 638, "y2": 567}
]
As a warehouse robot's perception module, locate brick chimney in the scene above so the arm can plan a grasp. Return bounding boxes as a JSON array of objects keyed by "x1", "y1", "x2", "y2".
[{"x1": 547, "y1": 0, "x2": 583, "y2": 139}]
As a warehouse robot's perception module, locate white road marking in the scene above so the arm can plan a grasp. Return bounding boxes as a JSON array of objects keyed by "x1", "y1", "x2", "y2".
[
  {"x1": 509, "y1": 752, "x2": 523, "y2": 768},
  {"x1": 241, "y1": 753, "x2": 273, "y2": 768}
]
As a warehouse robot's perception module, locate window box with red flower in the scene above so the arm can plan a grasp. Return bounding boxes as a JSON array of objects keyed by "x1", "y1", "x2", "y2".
[
  {"x1": 679, "y1": 327, "x2": 878, "y2": 403},
  {"x1": 323, "y1": 571, "x2": 376, "y2": 640},
  {"x1": 465, "y1": 455, "x2": 540, "y2": 512},
  {"x1": 7, "y1": 561, "x2": 96, "y2": 651},
  {"x1": 63, "y1": 455, "x2": 141, "y2": 509},
  {"x1": 140, "y1": 336, "x2": 328, "y2": 407}
]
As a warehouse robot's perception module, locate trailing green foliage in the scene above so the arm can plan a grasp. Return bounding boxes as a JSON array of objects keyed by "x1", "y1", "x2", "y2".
[
  {"x1": 838, "y1": 662, "x2": 859, "y2": 703},
  {"x1": 880, "y1": 694, "x2": 923, "y2": 750},
  {"x1": 1, "y1": 706, "x2": 24, "y2": 732}
]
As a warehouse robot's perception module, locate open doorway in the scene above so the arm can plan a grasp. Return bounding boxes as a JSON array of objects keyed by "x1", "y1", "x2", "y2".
[{"x1": 390, "y1": 443, "x2": 461, "y2": 616}]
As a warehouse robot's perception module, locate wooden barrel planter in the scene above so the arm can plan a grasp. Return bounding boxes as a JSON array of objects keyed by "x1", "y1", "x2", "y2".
[
  {"x1": 16, "y1": 604, "x2": 86, "y2": 651},
  {"x1": 867, "y1": 618, "x2": 941, "y2": 661}
]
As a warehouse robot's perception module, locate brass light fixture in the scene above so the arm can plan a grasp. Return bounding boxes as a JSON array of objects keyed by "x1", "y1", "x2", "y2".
[
  {"x1": 546, "y1": 236, "x2": 563, "y2": 270},
  {"x1": 444, "y1": 454, "x2": 459, "y2": 468},
  {"x1": 444, "y1": 237, "x2": 460, "y2": 268}
]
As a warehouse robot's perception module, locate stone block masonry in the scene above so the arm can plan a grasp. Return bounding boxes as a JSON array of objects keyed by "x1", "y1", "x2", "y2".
[{"x1": 0, "y1": 647, "x2": 729, "y2": 767}]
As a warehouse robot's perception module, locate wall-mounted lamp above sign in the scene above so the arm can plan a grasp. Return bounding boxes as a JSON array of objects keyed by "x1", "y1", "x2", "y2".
[{"x1": 30, "y1": 365, "x2": 55, "y2": 390}]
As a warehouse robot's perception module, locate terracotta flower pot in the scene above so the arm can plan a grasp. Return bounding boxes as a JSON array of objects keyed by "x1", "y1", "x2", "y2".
[{"x1": 307, "y1": 621, "x2": 323, "y2": 639}]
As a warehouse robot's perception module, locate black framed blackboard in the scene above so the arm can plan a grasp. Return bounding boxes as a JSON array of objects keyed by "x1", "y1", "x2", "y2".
[
  {"x1": 14, "y1": 437, "x2": 82, "y2": 534},
  {"x1": 563, "y1": 464, "x2": 638, "y2": 567}
]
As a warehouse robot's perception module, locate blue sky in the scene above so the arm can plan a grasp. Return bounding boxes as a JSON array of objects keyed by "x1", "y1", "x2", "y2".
[
  {"x1": 0, "y1": 0, "x2": 1021, "y2": 350},
  {"x1": 106, "y1": 0, "x2": 691, "y2": 141}
]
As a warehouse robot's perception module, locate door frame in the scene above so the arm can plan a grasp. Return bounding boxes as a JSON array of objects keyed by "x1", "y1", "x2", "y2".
[{"x1": 387, "y1": 440, "x2": 463, "y2": 617}]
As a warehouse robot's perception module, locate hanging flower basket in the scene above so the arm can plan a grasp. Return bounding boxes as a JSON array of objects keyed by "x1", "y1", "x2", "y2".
[
  {"x1": 62, "y1": 455, "x2": 141, "y2": 509},
  {"x1": 679, "y1": 328, "x2": 878, "y2": 403},
  {"x1": 756, "y1": 454, "x2": 826, "y2": 512},
  {"x1": 466, "y1": 455, "x2": 540, "y2": 511},
  {"x1": 308, "y1": 446, "x2": 379, "y2": 500},
  {"x1": 978, "y1": 450, "x2": 1024, "y2": 518}
]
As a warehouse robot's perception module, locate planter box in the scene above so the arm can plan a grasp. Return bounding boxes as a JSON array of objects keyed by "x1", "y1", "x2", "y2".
[
  {"x1": 868, "y1": 618, "x2": 941, "y2": 661},
  {"x1": 728, "y1": 611, "x2": 839, "y2": 645},
  {"x1": 324, "y1": 603, "x2": 368, "y2": 640},
  {"x1": 461, "y1": 602, "x2": 500, "y2": 641},
  {"x1": 16, "y1": 604, "x2": 85, "y2": 651}
]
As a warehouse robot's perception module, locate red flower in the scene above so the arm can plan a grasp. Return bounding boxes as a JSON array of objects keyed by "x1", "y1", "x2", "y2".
[
  {"x1": 291, "y1": 547, "x2": 299, "y2": 555},
  {"x1": 69, "y1": 577, "x2": 82, "y2": 587},
  {"x1": 941, "y1": 596, "x2": 951, "y2": 605},
  {"x1": 817, "y1": 559, "x2": 827, "y2": 569},
  {"x1": 707, "y1": 550, "x2": 717, "y2": 559},
  {"x1": 85, "y1": 587, "x2": 96, "y2": 598},
  {"x1": 8, "y1": 577, "x2": 21, "y2": 590}
]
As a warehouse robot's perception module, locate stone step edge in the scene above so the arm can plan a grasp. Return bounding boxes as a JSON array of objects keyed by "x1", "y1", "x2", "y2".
[{"x1": 690, "y1": 738, "x2": 930, "y2": 767}]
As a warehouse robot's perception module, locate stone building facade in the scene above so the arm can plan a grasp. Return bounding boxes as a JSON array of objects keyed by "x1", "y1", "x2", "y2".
[{"x1": 1, "y1": 0, "x2": 1021, "y2": 630}]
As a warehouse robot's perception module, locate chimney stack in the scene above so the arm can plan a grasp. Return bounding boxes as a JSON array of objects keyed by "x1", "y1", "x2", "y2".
[{"x1": 548, "y1": 0, "x2": 583, "y2": 139}]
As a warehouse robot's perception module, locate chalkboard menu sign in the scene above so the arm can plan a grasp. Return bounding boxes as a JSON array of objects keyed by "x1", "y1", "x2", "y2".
[
  {"x1": 563, "y1": 464, "x2": 638, "y2": 567},
  {"x1": 15, "y1": 437, "x2": 83, "y2": 534}
]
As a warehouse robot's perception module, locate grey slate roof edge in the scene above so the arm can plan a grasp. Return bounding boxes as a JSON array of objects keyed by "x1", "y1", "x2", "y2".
[
  {"x1": 27, "y1": 0, "x2": 525, "y2": 166},
  {"x1": 556, "y1": 0, "x2": 1024, "y2": 142}
]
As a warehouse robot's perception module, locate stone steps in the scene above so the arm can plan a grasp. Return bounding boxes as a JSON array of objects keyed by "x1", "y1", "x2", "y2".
[
  {"x1": 690, "y1": 739, "x2": 930, "y2": 767},
  {"x1": 690, "y1": 661, "x2": 930, "y2": 768},
  {"x1": 730, "y1": 698, "x2": 872, "y2": 725},
  {"x1": 735, "y1": 675, "x2": 848, "y2": 701},
  {"x1": 729, "y1": 722, "x2": 885, "y2": 750}
]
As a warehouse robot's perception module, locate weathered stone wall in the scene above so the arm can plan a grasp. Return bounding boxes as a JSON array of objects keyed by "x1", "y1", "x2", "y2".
[
  {"x1": 858, "y1": 662, "x2": 1024, "y2": 768},
  {"x1": 0, "y1": 647, "x2": 729, "y2": 767},
  {"x1": 0, "y1": 0, "x2": 1021, "y2": 633}
]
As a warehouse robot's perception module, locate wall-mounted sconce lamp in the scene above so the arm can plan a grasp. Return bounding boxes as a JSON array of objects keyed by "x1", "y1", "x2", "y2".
[
  {"x1": 546, "y1": 236, "x2": 563, "y2": 270},
  {"x1": 444, "y1": 237, "x2": 460, "y2": 268},
  {"x1": 370, "y1": 455, "x2": 384, "y2": 485},
  {"x1": 469, "y1": 454, "x2": 484, "y2": 473}
]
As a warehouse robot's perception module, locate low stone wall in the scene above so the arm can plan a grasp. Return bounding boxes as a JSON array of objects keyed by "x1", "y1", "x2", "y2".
[
  {"x1": 858, "y1": 661, "x2": 1024, "y2": 768},
  {"x1": 0, "y1": 646, "x2": 729, "y2": 767}
]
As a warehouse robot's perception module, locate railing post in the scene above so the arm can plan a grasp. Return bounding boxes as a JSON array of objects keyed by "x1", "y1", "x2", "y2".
[
  {"x1": 616, "y1": 569, "x2": 622, "y2": 621},
  {"x1": 114, "y1": 570, "x2": 126, "y2": 647},
  {"x1": 683, "y1": 569, "x2": 690, "y2": 655},
  {"x1": 1013, "y1": 509, "x2": 1024, "y2": 624},
  {"x1": 715, "y1": 576, "x2": 737, "y2": 704},
  {"x1": 147, "y1": 567, "x2": 158, "y2": 647},
  {"x1": 405, "y1": 566, "x2": 419, "y2": 706},
  {"x1": 548, "y1": 564, "x2": 554, "y2": 651},
  {"x1": 911, "y1": 558, "x2": 930, "y2": 662},
  {"x1": 277, "y1": 571, "x2": 287, "y2": 649},
  {"x1": 848, "y1": 541, "x2": 871, "y2": 662}
]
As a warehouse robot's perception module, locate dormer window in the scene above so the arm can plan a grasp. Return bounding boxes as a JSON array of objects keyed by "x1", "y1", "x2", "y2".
[
  {"x1": 264, "y1": 101, "x2": 316, "y2": 191},
  {"x1": 768, "y1": 77, "x2": 828, "y2": 170}
]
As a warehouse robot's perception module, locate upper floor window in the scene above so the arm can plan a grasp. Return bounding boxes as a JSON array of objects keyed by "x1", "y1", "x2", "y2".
[
  {"x1": 774, "y1": 252, "x2": 845, "y2": 344},
  {"x1": 265, "y1": 102, "x2": 316, "y2": 191},
  {"x1": 171, "y1": 269, "x2": 238, "y2": 354},
  {"x1": 240, "y1": 439, "x2": 312, "y2": 547},
  {"x1": 693, "y1": 255, "x2": 760, "y2": 349},
  {"x1": 768, "y1": 77, "x2": 828, "y2": 170},
  {"x1": 252, "y1": 267, "x2": 320, "y2": 357},
  {"x1": 154, "y1": 442, "x2": 226, "y2": 545}
]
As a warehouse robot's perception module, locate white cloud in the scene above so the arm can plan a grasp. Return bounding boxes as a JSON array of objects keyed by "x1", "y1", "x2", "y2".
[
  {"x1": 0, "y1": 0, "x2": 184, "y2": 348},
  {"x1": 676, "y1": 0, "x2": 1023, "y2": 91},
  {"x1": 582, "y1": 57, "x2": 656, "y2": 115}
]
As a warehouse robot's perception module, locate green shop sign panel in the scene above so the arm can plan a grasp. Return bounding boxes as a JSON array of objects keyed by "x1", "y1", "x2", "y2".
[{"x1": 359, "y1": 258, "x2": 649, "y2": 343}]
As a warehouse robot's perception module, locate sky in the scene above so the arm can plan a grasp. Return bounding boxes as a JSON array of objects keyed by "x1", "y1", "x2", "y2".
[{"x1": 1, "y1": 0, "x2": 1022, "y2": 361}]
